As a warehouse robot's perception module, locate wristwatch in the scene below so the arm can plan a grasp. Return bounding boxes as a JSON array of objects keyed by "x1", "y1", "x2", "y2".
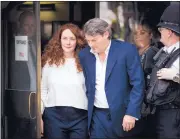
[{"x1": 173, "y1": 73, "x2": 180, "y2": 84}]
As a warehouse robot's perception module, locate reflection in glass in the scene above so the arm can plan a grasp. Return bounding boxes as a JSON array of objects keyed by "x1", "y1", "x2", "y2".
[{"x1": 8, "y1": 10, "x2": 37, "y2": 91}]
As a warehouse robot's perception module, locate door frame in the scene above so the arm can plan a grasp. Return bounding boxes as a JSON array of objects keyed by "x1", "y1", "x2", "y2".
[
  {"x1": 0, "y1": 3, "x2": 2, "y2": 137},
  {"x1": 1, "y1": 17, "x2": 9, "y2": 139},
  {"x1": 1, "y1": 1, "x2": 42, "y2": 139},
  {"x1": 34, "y1": 1, "x2": 41, "y2": 138}
]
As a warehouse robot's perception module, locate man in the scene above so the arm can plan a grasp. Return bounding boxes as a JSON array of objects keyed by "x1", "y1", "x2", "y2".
[
  {"x1": 8, "y1": 11, "x2": 37, "y2": 139},
  {"x1": 79, "y1": 18, "x2": 144, "y2": 138},
  {"x1": 19, "y1": 11, "x2": 36, "y2": 40},
  {"x1": 146, "y1": 3, "x2": 180, "y2": 139},
  {"x1": 9, "y1": 11, "x2": 36, "y2": 91}
]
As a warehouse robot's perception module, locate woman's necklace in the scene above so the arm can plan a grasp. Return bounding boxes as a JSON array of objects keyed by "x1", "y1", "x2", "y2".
[{"x1": 139, "y1": 46, "x2": 150, "y2": 56}]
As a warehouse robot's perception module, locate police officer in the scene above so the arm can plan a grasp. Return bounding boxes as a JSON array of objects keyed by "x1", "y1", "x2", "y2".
[{"x1": 146, "y1": 3, "x2": 180, "y2": 139}]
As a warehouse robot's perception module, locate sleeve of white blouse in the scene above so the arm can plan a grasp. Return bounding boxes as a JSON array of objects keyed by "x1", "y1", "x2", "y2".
[{"x1": 41, "y1": 64, "x2": 49, "y2": 114}]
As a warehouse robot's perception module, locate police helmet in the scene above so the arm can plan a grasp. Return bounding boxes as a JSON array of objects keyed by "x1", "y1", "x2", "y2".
[{"x1": 157, "y1": 3, "x2": 180, "y2": 34}]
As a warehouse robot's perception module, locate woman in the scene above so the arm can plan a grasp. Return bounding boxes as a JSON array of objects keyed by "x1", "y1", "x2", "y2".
[
  {"x1": 133, "y1": 20, "x2": 159, "y2": 90},
  {"x1": 132, "y1": 20, "x2": 160, "y2": 138},
  {"x1": 41, "y1": 23, "x2": 88, "y2": 139}
]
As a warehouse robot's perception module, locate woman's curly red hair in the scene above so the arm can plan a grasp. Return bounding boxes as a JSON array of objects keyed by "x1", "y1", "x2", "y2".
[{"x1": 42, "y1": 23, "x2": 86, "y2": 72}]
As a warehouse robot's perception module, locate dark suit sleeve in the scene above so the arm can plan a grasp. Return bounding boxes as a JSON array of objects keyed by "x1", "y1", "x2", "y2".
[
  {"x1": 126, "y1": 44, "x2": 145, "y2": 119},
  {"x1": 78, "y1": 51, "x2": 88, "y2": 96}
]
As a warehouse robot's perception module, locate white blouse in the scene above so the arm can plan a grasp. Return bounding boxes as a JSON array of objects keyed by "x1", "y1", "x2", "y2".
[{"x1": 41, "y1": 58, "x2": 87, "y2": 114}]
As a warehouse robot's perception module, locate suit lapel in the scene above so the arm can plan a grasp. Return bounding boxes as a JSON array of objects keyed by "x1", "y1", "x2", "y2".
[
  {"x1": 87, "y1": 52, "x2": 96, "y2": 86},
  {"x1": 105, "y1": 41, "x2": 118, "y2": 84}
]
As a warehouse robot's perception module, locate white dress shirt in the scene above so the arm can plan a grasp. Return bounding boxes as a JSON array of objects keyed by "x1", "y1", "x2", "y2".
[
  {"x1": 90, "y1": 41, "x2": 111, "y2": 108},
  {"x1": 41, "y1": 58, "x2": 87, "y2": 114},
  {"x1": 163, "y1": 41, "x2": 179, "y2": 73}
]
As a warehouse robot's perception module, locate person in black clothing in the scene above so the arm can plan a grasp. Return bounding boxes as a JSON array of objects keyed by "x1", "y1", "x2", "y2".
[
  {"x1": 147, "y1": 3, "x2": 180, "y2": 138},
  {"x1": 131, "y1": 19, "x2": 160, "y2": 138},
  {"x1": 9, "y1": 10, "x2": 36, "y2": 91},
  {"x1": 133, "y1": 19, "x2": 160, "y2": 90}
]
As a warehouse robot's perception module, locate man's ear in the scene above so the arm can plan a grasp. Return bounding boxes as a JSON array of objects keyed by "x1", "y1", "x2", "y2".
[
  {"x1": 150, "y1": 33, "x2": 153, "y2": 39},
  {"x1": 168, "y1": 30, "x2": 174, "y2": 38},
  {"x1": 104, "y1": 31, "x2": 109, "y2": 39}
]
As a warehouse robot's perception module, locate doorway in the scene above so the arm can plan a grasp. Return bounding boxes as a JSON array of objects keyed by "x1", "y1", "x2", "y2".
[{"x1": 1, "y1": 2, "x2": 41, "y2": 139}]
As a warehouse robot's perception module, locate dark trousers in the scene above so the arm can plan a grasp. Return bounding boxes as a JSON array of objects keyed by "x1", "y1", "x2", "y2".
[
  {"x1": 43, "y1": 106, "x2": 88, "y2": 139},
  {"x1": 139, "y1": 115, "x2": 156, "y2": 138},
  {"x1": 155, "y1": 108, "x2": 180, "y2": 139},
  {"x1": 90, "y1": 107, "x2": 155, "y2": 139},
  {"x1": 90, "y1": 107, "x2": 117, "y2": 139}
]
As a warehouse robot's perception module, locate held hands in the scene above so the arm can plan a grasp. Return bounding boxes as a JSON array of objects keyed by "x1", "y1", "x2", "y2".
[
  {"x1": 157, "y1": 68, "x2": 178, "y2": 80},
  {"x1": 122, "y1": 115, "x2": 136, "y2": 132}
]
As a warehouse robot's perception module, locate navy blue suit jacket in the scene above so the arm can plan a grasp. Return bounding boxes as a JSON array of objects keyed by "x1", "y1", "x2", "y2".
[{"x1": 79, "y1": 40, "x2": 144, "y2": 136}]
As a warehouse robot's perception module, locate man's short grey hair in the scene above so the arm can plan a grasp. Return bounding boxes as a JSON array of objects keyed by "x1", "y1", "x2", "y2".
[{"x1": 83, "y1": 18, "x2": 112, "y2": 39}]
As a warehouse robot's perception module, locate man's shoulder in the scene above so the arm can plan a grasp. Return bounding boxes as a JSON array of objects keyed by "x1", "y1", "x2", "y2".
[
  {"x1": 79, "y1": 45, "x2": 91, "y2": 58},
  {"x1": 112, "y1": 39, "x2": 136, "y2": 50}
]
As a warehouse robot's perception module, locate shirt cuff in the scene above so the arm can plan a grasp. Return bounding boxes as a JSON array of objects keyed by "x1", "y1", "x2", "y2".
[{"x1": 132, "y1": 116, "x2": 138, "y2": 120}]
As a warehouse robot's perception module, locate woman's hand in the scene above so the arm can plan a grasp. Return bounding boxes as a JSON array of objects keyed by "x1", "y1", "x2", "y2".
[{"x1": 41, "y1": 117, "x2": 44, "y2": 137}]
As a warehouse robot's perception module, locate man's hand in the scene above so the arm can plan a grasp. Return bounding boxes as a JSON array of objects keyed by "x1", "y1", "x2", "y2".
[
  {"x1": 122, "y1": 115, "x2": 136, "y2": 132},
  {"x1": 157, "y1": 68, "x2": 178, "y2": 80}
]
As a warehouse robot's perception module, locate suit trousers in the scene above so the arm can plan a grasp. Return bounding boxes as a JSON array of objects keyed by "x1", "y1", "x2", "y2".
[
  {"x1": 43, "y1": 106, "x2": 88, "y2": 139},
  {"x1": 90, "y1": 106, "x2": 119, "y2": 139},
  {"x1": 155, "y1": 108, "x2": 180, "y2": 139}
]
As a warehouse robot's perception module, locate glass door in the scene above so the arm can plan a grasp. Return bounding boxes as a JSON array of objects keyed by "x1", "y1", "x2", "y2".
[{"x1": 2, "y1": 1, "x2": 41, "y2": 139}]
